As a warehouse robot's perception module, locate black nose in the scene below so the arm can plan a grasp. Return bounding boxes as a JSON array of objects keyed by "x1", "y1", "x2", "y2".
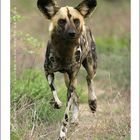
[{"x1": 68, "y1": 29, "x2": 76, "y2": 38}]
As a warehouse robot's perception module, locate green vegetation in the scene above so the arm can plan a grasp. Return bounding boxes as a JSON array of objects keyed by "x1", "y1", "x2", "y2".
[{"x1": 11, "y1": 0, "x2": 130, "y2": 139}]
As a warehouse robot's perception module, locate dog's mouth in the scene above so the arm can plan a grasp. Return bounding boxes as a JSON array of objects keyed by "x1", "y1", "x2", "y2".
[
  {"x1": 63, "y1": 36, "x2": 79, "y2": 43},
  {"x1": 67, "y1": 36, "x2": 77, "y2": 40},
  {"x1": 57, "y1": 33, "x2": 78, "y2": 41},
  {"x1": 65, "y1": 32, "x2": 81, "y2": 41}
]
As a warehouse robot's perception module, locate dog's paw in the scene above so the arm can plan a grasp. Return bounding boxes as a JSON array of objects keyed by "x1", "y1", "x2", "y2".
[
  {"x1": 58, "y1": 136, "x2": 66, "y2": 140},
  {"x1": 88, "y1": 99, "x2": 97, "y2": 113},
  {"x1": 58, "y1": 127, "x2": 67, "y2": 140},
  {"x1": 50, "y1": 98, "x2": 62, "y2": 109}
]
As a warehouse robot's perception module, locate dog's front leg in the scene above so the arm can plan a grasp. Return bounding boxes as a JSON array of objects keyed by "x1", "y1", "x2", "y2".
[
  {"x1": 46, "y1": 73, "x2": 62, "y2": 109},
  {"x1": 59, "y1": 74, "x2": 78, "y2": 139}
]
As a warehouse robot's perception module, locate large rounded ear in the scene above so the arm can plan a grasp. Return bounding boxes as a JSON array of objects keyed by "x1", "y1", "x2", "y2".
[
  {"x1": 37, "y1": 0, "x2": 60, "y2": 19},
  {"x1": 75, "y1": 0, "x2": 97, "y2": 18}
]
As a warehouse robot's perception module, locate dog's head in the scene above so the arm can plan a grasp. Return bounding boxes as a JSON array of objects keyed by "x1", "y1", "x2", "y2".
[{"x1": 37, "y1": 0, "x2": 97, "y2": 40}]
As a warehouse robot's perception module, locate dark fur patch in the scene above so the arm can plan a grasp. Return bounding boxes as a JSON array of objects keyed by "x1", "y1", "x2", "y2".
[
  {"x1": 65, "y1": 114, "x2": 69, "y2": 122},
  {"x1": 88, "y1": 99, "x2": 97, "y2": 113},
  {"x1": 86, "y1": 76, "x2": 92, "y2": 85},
  {"x1": 50, "y1": 84, "x2": 55, "y2": 91},
  {"x1": 63, "y1": 122, "x2": 67, "y2": 127},
  {"x1": 49, "y1": 98, "x2": 61, "y2": 109},
  {"x1": 62, "y1": 127, "x2": 66, "y2": 132},
  {"x1": 75, "y1": 50, "x2": 81, "y2": 62},
  {"x1": 67, "y1": 8, "x2": 72, "y2": 19}
]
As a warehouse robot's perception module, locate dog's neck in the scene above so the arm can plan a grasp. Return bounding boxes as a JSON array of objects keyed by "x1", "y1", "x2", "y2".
[{"x1": 51, "y1": 33, "x2": 80, "y2": 59}]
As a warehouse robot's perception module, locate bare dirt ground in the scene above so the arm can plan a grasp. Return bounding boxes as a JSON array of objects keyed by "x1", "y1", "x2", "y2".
[{"x1": 33, "y1": 87, "x2": 130, "y2": 140}]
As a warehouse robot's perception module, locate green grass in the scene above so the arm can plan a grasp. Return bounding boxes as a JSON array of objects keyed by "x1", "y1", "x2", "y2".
[
  {"x1": 95, "y1": 35, "x2": 130, "y2": 92},
  {"x1": 96, "y1": 36, "x2": 130, "y2": 54},
  {"x1": 10, "y1": 69, "x2": 65, "y2": 139},
  {"x1": 11, "y1": 69, "x2": 66, "y2": 122},
  {"x1": 123, "y1": 134, "x2": 131, "y2": 140}
]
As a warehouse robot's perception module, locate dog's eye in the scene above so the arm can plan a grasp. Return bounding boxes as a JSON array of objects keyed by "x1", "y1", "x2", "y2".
[
  {"x1": 74, "y1": 18, "x2": 80, "y2": 26},
  {"x1": 58, "y1": 19, "x2": 66, "y2": 26}
]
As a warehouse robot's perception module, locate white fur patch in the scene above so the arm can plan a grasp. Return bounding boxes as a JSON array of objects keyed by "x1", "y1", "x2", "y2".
[
  {"x1": 88, "y1": 80, "x2": 97, "y2": 100},
  {"x1": 59, "y1": 126, "x2": 67, "y2": 138},
  {"x1": 47, "y1": 75, "x2": 53, "y2": 85},
  {"x1": 49, "y1": 23, "x2": 53, "y2": 32},
  {"x1": 45, "y1": 5, "x2": 54, "y2": 16},
  {"x1": 77, "y1": 47, "x2": 82, "y2": 52},
  {"x1": 53, "y1": 90, "x2": 62, "y2": 106},
  {"x1": 80, "y1": 5, "x2": 89, "y2": 16},
  {"x1": 71, "y1": 105, "x2": 79, "y2": 123}
]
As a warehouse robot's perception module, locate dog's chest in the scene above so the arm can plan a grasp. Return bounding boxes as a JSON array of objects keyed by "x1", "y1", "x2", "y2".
[
  {"x1": 45, "y1": 46, "x2": 81, "y2": 73},
  {"x1": 44, "y1": 34, "x2": 89, "y2": 73}
]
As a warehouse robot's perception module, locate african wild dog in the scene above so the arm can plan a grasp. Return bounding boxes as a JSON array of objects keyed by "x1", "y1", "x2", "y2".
[{"x1": 37, "y1": 0, "x2": 97, "y2": 139}]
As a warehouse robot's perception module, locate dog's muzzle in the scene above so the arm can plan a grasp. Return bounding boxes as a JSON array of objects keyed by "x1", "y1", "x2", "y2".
[{"x1": 67, "y1": 28, "x2": 76, "y2": 38}]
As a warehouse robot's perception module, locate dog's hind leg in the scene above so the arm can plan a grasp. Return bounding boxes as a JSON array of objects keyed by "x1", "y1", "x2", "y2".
[
  {"x1": 82, "y1": 51, "x2": 97, "y2": 113},
  {"x1": 64, "y1": 73, "x2": 69, "y2": 88},
  {"x1": 46, "y1": 73, "x2": 62, "y2": 109},
  {"x1": 86, "y1": 74, "x2": 97, "y2": 113}
]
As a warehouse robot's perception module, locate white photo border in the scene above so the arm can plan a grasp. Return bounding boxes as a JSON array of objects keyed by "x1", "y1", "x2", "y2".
[
  {"x1": 1, "y1": 0, "x2": 10, "y2": 140},
  {"x1": 131, "y1": 0, "x2": 140, "y2": 139}
]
